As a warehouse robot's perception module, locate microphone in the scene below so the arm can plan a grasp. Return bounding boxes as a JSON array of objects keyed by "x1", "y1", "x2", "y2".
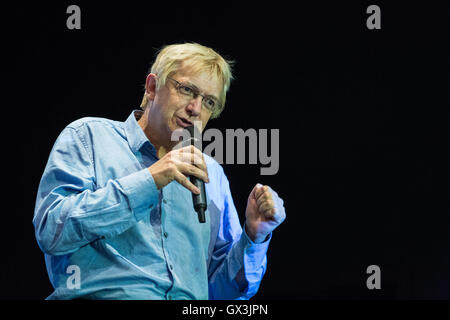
[{"x1": 186, "y1": 125, "x2": 207, "y2": 223}]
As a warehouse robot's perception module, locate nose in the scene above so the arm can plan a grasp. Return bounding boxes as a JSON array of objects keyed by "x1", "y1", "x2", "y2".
[{"x1": 186, "y1": 95, "x2": 203, "y2": 116}]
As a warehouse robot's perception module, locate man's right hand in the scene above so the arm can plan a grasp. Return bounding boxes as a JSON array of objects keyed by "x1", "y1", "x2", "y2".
[{"x1": 148, "y1": 145, "x2": 209, "y2": 194}]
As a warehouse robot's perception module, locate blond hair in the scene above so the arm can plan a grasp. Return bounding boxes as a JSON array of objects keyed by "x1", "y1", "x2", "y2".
[{"x1": 140, "y1": 43, "x2": 234, "y2": 119}]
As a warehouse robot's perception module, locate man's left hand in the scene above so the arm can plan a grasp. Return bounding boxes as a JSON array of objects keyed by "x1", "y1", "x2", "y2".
[{"x1": 245, "y1": 184, "x2": 286, "y2": 243}]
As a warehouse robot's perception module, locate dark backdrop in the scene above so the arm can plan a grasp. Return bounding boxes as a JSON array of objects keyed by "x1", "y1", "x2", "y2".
[{"x1": 3, "y1": 1, "x2": 449, "y2": 299}]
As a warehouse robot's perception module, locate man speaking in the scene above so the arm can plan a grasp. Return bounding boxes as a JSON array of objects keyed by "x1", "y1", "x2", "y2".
[{"x1": 33, "y1": 43, "x2": 286, "y2": 299}]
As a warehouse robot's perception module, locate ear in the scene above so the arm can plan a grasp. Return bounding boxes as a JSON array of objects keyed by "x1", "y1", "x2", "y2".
[{"x1": 145, "y1": 73, "x2": 157, "y2": 101}]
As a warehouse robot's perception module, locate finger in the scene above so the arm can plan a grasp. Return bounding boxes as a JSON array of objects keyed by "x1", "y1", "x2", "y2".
[
  {"x1": 254, "y1": 184, "x2": 266, "y2": 200},
  {"x1": 172, "y1": 146, "x2": 196, "y2": 163},
  {"x1": 261, "y1": 186, "x2": 286, "y2": 222},
  {"x1": 258, "y1": 200, "x2": 275, "y2": 216},
  {"x1": 267, "y1": 186, "x2": 279, "y2": 200},
  {"x1": 256, "y1": 192, "x2": 272, "y2": 207},
  {"x1": 256, "y1": 186, "x2": 272, "y2": 204},
  {"x1": 269, "y1": 189, "x2": 284, "y2": 209},
  {"x1": 266, "y1": 187, "x2": 282, "y2": 207},
  {"x1": 178, "y1": 162, "x2": 209, "y2": 183},
  {"x1": 177, "y1": 152, "x2": 208, "y2": 173},
  {"x1": 177, "y1": 146, "x2": 208, "y2": 176},
  {"x1": 263, "y1": 207, "x2": 276, "y2": 218},
  {"x1": 180, "y1": 145, "x2": 205, "y2": 161},
  {"x1": 173, "y1": 170, "x2": 201, "y2": 194},
  {"x1": 190, "y1": 144, "x2": 206, "y2": 159},
  {"x1": 249, "y1": 184, "x2": 260, "y2": 200}
]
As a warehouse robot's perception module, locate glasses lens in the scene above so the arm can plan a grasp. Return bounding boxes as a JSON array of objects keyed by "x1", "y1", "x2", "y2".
[
  {"x1": 203, "y1": 98, "x2": 217, "y2": 111},
  {"x1": 178, "y1": 85, "x2": 194, "y2": 96},
  {"x1": 171, "y1": 78, "x2": 220, "y2": 112}
]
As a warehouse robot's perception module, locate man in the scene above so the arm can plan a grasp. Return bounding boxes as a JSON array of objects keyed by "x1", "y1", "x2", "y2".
[{"x1": 33, "y1": 43, "x2": 286, "y2": 300}]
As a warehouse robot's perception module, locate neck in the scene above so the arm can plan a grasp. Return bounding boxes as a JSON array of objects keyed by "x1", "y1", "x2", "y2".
[{"x1": 137, "y1": 109, "x2": 173, "y2": 159}]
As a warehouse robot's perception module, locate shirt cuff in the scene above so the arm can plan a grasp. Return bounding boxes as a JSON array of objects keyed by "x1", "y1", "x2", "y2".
[
  {"x1": 117, "y1": 168, "x2": 159, "y2": 221},
  {"x1": 228, "y1": 227, "x2": 271, "y2": 294},
  {"x1": 240, "y1": 227, "x2": 272, "y2": 255},
  {"x1": 242, "y1": 227, "x2": 272, "y2": 246}
]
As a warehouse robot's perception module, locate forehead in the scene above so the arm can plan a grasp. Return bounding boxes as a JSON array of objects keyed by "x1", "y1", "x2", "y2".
[{"x1": 172, "y1": 63, "x2": 223, "y2": 98}]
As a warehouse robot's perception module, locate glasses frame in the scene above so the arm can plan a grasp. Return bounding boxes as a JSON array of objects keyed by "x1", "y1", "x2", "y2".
[{"x1": 166, "y1": 77, "x2": 221, "y2": 112}]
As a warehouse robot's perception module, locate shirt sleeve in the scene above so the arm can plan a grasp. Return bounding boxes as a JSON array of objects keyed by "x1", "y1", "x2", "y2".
[
  {"x1": 33, "y1": 126, "x2": 159, "y2": 256},
  {"x1": 207, "y1": 171, "x2": 271, "y2": 300}
]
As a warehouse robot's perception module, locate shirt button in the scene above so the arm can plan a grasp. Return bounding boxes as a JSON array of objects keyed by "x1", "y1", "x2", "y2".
[
  {"x1": 163, "y1": 231, "x2": 168, "y2": 238},
  {"x1": 162, "y1": 199, "x2": 167, "y2": 204},
  {"x1": 169, "y1": 264, "x2": 173, "y2": 270}
]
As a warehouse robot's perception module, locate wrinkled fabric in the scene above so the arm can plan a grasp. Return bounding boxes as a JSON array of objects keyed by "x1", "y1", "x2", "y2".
[{"x1": 33, "y1": 110, "x2": 271, "y2": 300}]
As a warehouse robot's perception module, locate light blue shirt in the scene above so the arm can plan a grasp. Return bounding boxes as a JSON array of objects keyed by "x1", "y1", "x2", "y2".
[{"x1": 33, "y1": 110, "x2": 271, "y2": 300}]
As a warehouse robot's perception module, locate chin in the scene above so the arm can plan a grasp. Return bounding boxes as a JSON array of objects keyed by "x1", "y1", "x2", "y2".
[
  {"x1": 167, "y1": 119, "x2": 184, "y2": 138},
  {"x1": 169, "y1": 118, "x2": 180, "y2": 131}
]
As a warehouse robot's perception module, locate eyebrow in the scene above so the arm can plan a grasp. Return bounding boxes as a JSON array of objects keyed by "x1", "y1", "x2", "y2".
[{"x1": 185, "y1": 81, "x2": 219, "y2": 101}]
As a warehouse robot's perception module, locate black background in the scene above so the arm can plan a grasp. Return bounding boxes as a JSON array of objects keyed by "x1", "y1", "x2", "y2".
[{"x1": 2, "y1": 1, "x2": 449, "y2": 300}]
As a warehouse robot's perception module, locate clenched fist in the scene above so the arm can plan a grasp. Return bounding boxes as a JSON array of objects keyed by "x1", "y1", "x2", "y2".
[{"x1": 245, "y1": 184, "x2": 286, "y2": 243}]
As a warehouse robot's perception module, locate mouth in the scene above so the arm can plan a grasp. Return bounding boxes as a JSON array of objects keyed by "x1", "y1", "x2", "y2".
[{"x1": 176, "y1": 116, "x2": 194, "y2": 128}]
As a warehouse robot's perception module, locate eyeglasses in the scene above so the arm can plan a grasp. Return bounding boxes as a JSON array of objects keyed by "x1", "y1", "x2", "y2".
[{"x1": 166, "y1": 77, "x2": 220, "y2": 112}]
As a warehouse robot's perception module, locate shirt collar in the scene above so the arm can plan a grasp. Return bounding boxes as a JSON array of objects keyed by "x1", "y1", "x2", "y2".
[{"x1": 124, "y1": 110, "x2": 155, "y2": 154}]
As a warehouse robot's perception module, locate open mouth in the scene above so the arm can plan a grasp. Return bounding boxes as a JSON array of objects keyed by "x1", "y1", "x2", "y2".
[{"x1": 176, "y1": 117, "x2": 193, "y2": 128}]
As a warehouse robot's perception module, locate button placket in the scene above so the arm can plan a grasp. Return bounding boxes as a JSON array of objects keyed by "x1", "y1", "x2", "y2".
[{"x1": 160, "y1": 190, "x2": 174, "y2": 280}]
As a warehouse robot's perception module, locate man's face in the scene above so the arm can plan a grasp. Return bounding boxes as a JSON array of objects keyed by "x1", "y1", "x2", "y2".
[{"x1": 145, "y1": 64, "x2": 222, "y2": 148}]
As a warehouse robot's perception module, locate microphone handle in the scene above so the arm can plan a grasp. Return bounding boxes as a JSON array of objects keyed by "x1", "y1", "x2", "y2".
[
  {"x1": 190, "y1": 176, "x2": 207, "y2": 223},
  {"x1": 185, "y1": 125, "x2": 207, "y2": 223}
]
